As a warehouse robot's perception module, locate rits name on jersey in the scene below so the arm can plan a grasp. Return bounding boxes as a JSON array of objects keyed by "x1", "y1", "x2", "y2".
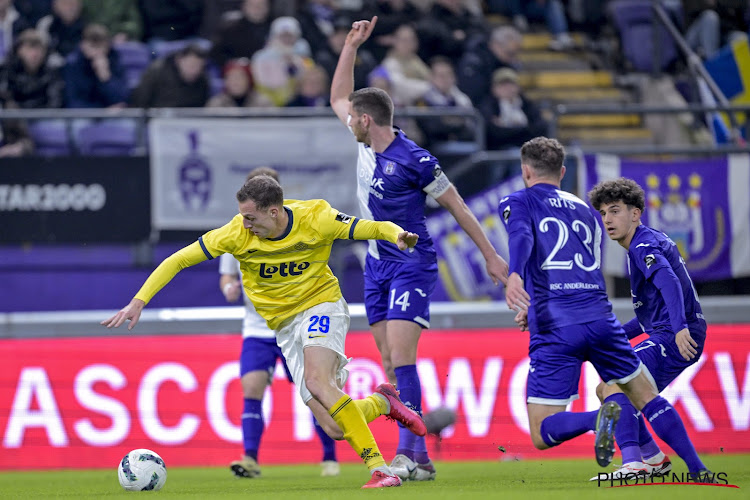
[
  {"x1": 259, "y1": 261, "x2": 310, "y2": 278},
  {"x1": 548, "y1": 197, "x2": 578, "y2": 210}
]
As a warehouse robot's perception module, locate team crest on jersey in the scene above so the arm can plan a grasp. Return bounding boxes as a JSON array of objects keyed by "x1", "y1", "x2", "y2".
[
  {"x1": 502, "y1": 205, "x2": 511, "y2": 222},
  {"x1": 644, "y1": 254, "x2": 656, "y2": 268},
  {"x1": 293, "y1": 242, "x2": 309, "y2": 251},
  {"x1": 384, "y1": 161, "x2": 396, "y2": 175},
  {"x1": 335, "y1": 212, "x2": 353, "y2": 223}
]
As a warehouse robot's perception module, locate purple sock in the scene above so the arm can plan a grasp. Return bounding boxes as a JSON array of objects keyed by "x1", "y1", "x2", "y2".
[
  {"x1": 642, "y1": 396, "x2": 705, "y2": 473},
  {"x1": 605, "y1": 393, "x2": 641, "y2": 464},
  {"x1": 241, "y1": 398, "x2": 263, "y2": 460},
  {"x1": 413, "y1": 435, "x2": 429, "y2": 464},
  {"x1": 394, "y1": 365, "x2": 425, "y2": 461},
  {"x1": 312, "y1": 414, "x2": 337, "y2": 462},
  {"x1": 540, "y1": 410, "x2": 598, "y2": 447},
  {"x1": 637, "y1": 413, "x2": 661, "y2": 460}
]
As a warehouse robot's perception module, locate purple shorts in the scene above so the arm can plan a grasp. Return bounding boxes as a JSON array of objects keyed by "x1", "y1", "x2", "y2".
[
  {"x1": 527, "y1": 314, "x2": 642, "y2": 405},
  {"x1": 634, "y1": 328, "x2": 706, "y2": 392},
  {"x1": 240, "y1": 337, "x2": 293, "y2": 382},
  {"x1": 363, "y1": 257, "x2": 437, "y2": 327}
]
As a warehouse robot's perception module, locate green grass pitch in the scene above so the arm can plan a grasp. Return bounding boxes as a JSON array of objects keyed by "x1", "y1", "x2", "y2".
[{"x1": 1, "y1": 455, "x2": 747, "y2": 499}]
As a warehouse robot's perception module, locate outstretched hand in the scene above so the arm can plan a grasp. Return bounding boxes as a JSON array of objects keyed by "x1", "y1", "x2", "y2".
[
  {"x1": 505, "y1": 272, "x2": 530, "y2": 313},
  {"x1": 397, "y1": 231, "x2": 419, "y2": 250},
  {"x1": 345, "y1": 16, "x2": 378, "y2": 49},
  {"x1": 675, "y1": 327, "x2": 698, "y2": 361},
  {"x1": 101, "y1": 299, "x2": 145, "y2": 331},
  {"x1": 485, "y1": 253, "x2": 509, "y2": 286}
]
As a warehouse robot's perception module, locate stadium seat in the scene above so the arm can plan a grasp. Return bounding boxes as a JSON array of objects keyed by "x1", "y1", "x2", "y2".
[
  {"x1": 150, "y1": 38, "x2": 212, "y2": 60},
  {"x1": 76, "y1": 122, "x2": 139, "y2": 156},
  {"x1": 28, "y1": 120, "x2": 72, "y2": 156},
  {"x1": 609, "y1": 0, "x2": 679, "y2": 72},
  {"x1": 113, "y1": 41, "x2": 152, "y2": 90}
]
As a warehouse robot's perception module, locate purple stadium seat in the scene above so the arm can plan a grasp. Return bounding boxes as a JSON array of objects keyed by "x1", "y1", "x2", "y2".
[
  {"x1": 28, "y1": 120, "x2": 71, "y2": 156},
  {"x1": 76, "y1": 122, "x2": 138, "y2": 156},
  {"x1": 150, "y1": 38, "x2": 212, "y2": 60},
  {"x1": 610, "y1": 0, "x2": 679, "y2": 72},
  {"x1": 113, "y1": 41, "x2": 152, "y2": 90}
]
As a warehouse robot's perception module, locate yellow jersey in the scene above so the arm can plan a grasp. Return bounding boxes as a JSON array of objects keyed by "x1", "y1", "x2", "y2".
[{"x1": 134, "y1": 199, "x2": 404, "y2": 329}]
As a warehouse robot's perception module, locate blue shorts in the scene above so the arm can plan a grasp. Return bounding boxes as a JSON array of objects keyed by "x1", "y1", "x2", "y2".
[
  {"x1": 240, "y1": 337, "x2": 293, "y2": 382},
  {"x1": 634, "y1": 328, "x2": 706, "y2": 392},
  {"x1": 527, "y1": 315, "x2": 643, "y2": 405},
  {"x1": 363, "y1": 257, "x2": 437, "y2": 327}
]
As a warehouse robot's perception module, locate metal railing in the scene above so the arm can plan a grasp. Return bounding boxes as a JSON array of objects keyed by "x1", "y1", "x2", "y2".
[
  {"x1": 0, "y1": 106, "x2": 487, "y2": 155},
  {"x1": 649, "y1": 0, "x2": 745, "y2": 143}
]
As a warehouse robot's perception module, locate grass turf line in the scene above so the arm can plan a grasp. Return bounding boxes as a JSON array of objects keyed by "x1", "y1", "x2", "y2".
[{"x1": 0, "y1": 454, "x2": 747, "y2": 499}]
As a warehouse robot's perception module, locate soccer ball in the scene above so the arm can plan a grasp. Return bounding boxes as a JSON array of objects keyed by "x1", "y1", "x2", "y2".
[{"x1": 117, "y1": 449, "x2": 167, "y2": 491}]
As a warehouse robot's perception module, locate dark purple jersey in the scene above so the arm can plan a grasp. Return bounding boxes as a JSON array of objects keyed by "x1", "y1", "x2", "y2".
[{"x1": 500, "y1": 183, "x2": 612, "y2": 331}]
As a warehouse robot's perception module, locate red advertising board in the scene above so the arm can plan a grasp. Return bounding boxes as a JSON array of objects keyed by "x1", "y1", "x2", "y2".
[{"x1": 0, "y1": 326, "x2": 748, "y2": 470}]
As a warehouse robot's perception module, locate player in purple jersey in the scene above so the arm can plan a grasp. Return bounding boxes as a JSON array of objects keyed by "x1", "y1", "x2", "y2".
[
  {"x1": 587, "y1": 177, "x2": 708, "y2": 480},
  {"x1": 330, "y1": 17, "x2": 513, "y2": 481},
  {"x1": 502, "y1": 137, "x2": 714, "y2": 481}
]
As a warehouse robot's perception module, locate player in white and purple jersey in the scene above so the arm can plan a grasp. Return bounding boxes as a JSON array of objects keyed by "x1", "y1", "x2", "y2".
[
  {"x1": 330, "y1": 17, "x2": 511, "y2": 481},
  {"x1": 587, "y1": 177, "x2": 708, "y2": 480},
  {"x1": 502, "y1": 137, "x2": 713, "y2": 481}
]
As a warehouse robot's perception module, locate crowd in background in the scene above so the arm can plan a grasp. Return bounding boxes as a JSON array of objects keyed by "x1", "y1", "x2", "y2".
[{"x1": 0, "y1": 0, "x2": 748, "y2": 157}]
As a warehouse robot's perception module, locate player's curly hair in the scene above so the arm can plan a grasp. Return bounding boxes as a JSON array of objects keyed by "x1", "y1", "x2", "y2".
[
  {"x1": 236, "y1": 174, "x2": 283, "y2": 210},
  {"x1": 520, "y1": 137, "x2": 565, "y2": 178},
  {"x1": 349, "y1": 87, "x2": 394, "y2": 126},
  {"x1": 588, "y1": 177, "x2": 645, "y2": 212}
]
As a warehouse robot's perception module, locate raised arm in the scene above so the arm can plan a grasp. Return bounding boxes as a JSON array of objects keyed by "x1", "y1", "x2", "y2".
[
  {"x1": 330, "y1": 16, "x2": 378, "y2": 124},
  {"x1": 101, "y1": 241, "x2": 208, "y2": 330},
  {"x1": 435, "y1": 185, "x2": 509, "y2": 286}
]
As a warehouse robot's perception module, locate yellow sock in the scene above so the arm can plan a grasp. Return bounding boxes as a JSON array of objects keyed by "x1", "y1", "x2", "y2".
[
  {"x1": 329, "y1": 394, "x2": 387, "y2": 470},
  {"x1": 354, "y1": 394, "x2": 388, "y2": 423}
]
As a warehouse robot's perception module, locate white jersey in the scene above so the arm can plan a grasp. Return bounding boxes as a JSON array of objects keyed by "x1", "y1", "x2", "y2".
[{"x1": 218, "y1": 253, "x2": 275, "y2": 339}]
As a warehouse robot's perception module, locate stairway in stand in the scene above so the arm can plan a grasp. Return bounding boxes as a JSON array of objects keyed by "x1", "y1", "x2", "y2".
[{"x1": 517, "y1": 33, "x2": 654, "y2": 148}]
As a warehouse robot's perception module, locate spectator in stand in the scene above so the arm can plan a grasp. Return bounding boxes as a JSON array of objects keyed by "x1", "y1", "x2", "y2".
[
  {"x1": 479, "y1": 67, "x2": 547, "y2": 151},
  {"x1": 206, "y1": 57, "x2": 272, "y2": 107},
  {"x1": 381, "y1": 24, "x2": 431, "y2": 106},
  {"x1": 415, "y1": 56, "x2": 475, "y2": 149},
  {"x1": 286, "y1": 64, "x2": 329, "y2": 107},
  {"x1": 316, "y1": 16, "x2": 377, "y2": 90},
  {"x1": 137, "y1": 0, "x2": 203, "y2": 43},
  {"x1": 415, "y1": 0, "x2": 486, "y2": 62},
  {"x1": 209, "y1": 0, "x2": 271, "y2": 68},
  {"x1": 487, "y1": 0, "x2": 574, "y2": 51},
  {"x1": 662, "y1": 0, "x2": 748, "y2": 59},
  {"x1": 297, "y1": 0, "x2": 340, "y2": 58},
  {"x1": 362, "y1": 0, "x2": 421, "y2": 62},
  {"x1": 458, "y1": 25, "x2": 522, "y2": 107},
  {"x1": 64, "y1": 23, "x2": 128, "y2": 108},
  {"x1": 81, "y1": 0, "x2": 141, "y2": 44},
  {"x1": 130, "y1": 43, "x2": 210, "y2": 108},
  {"x1": 36, "y1": 0, "x2": 84, "y2": 67},
  {"x1": 0, "y1": 29, "x2": 61, "y2": 158},
  {"x1": 14, "y1": 0, "x2": 52, "y2": 27},
  {"x1": 0, "y1": 28, "x2": 63, "y2": 108},
  {"x1": 0, "y1": 0, "x2": 31, "y2": 65},
  {"x1": 251, "y1": 16, "x2": 312, "y2": 106}
]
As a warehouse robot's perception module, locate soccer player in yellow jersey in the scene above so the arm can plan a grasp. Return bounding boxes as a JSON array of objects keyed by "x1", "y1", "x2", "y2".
[{"x1": 102, "y1": 174, "x2": 427, "y2": 488}]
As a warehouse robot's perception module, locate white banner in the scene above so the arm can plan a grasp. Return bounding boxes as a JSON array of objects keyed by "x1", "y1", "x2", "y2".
[{"x1": 149, "y1": 118, "x2": 358, "y2": 230}]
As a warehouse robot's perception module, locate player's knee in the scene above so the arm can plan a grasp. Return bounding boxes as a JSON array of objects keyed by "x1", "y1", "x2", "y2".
[
  {"x1": 595, "y1": 382, "x2": 607, "y2": 403},
  {"x1": 320, "y1": 420, "x2": 344, "y2": 440},
  {"x1": 529, "y1": 431, "x2": 549, "y2": 450}
]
